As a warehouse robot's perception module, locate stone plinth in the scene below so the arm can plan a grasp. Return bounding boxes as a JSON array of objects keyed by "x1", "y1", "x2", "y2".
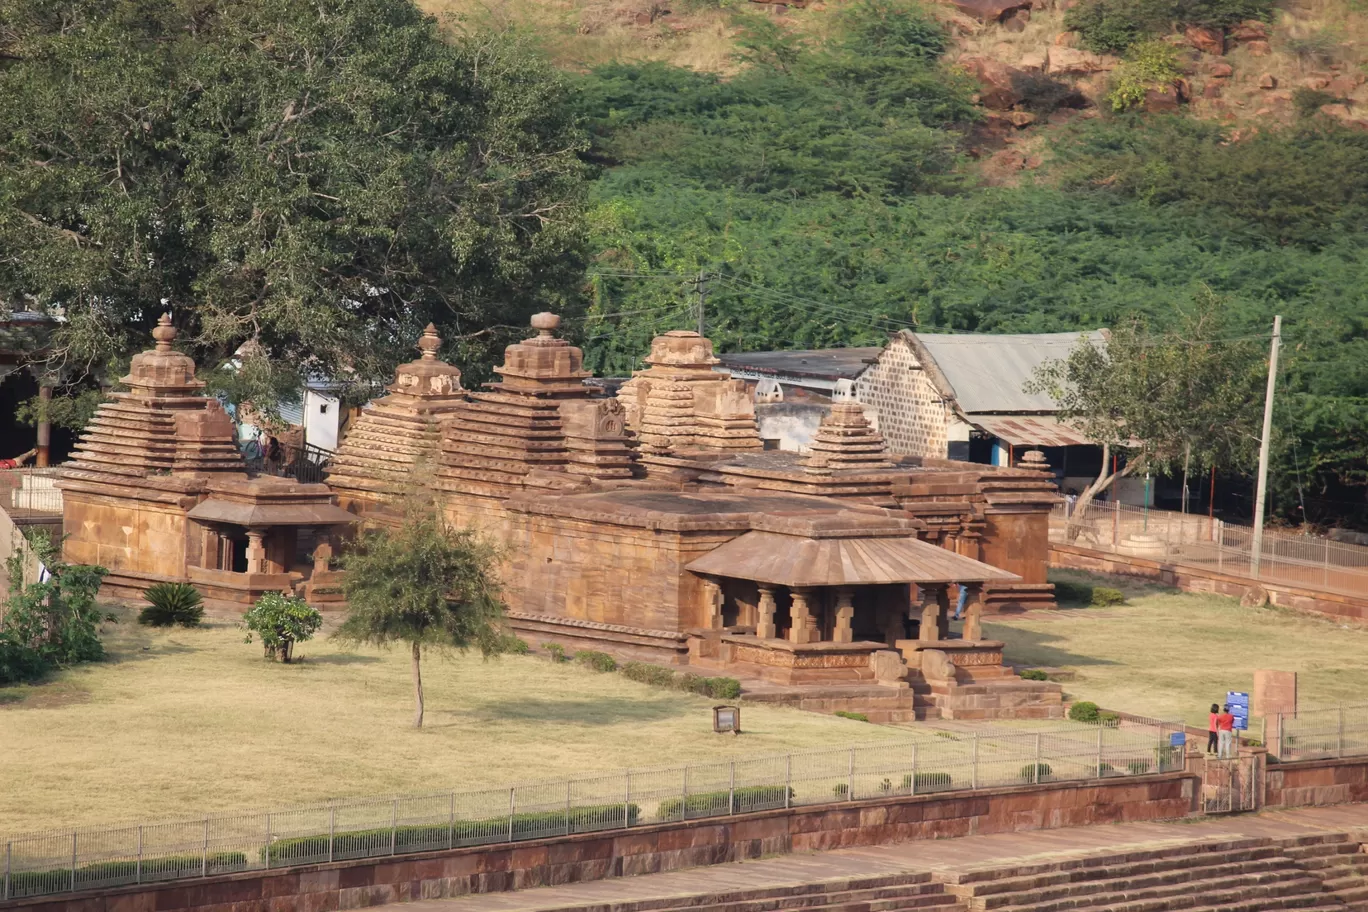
[
  {"x1": 897, "y1": 638, "x2": 1006, "y2": 671},
  {"x1": 719, "y1": 634, "x2": 882, "y2": 686}
]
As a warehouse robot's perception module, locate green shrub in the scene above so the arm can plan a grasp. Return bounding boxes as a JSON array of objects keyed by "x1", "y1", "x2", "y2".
[
  {"x1": 263, "y1": 805, "x2": 641, "y2": 863},
  {"x1": 1090, "y1": 587, "x2": 1126, "y2": 607},
  {"x1": 138, "y1": 582, "x2": 205, "y2": 627},
  {"x1": 542, "y1": 642, "x2": 567, "y2": 663},
  {"x1": 1067, "y1": 0, "x2": 1273, "y2": 53},
  {"x1": 1126, "y1": 757, "x2": 1153, "y2": 774},
  {"x1": 1020, "y1": 762, "x2": 1054, "y2": 784},
  {"x1": 8, "y1": 852, "x2": 248, "y2": 894},
  {"x1": 1053, "y1": 580, "x2": 1094, "y2": 606},
  {"x1": 676, "y1": 673, "x2": 742, "y2": 700},
  {"x1": 575, "y1": 650, "x2": 618, "y2": 673},
  {"x1": 901, "y1": 771, "x2": 954, "y2": 792},
  {"x1": 1286, "y1": 28, "x2": 1341, "y2": 68},
  {"x1": 243, "y1": 593, "x2": 321, "y2": 663},
  {"x1": 658, "y1": 785, "x2": 791, "y2": 818},
  {"x1": 1, "y1": 557, "x2": 108, "y2": 685},
  {"x1": 1108, "y1": 41, "x2": 1181, "y2": 113},
  {"x1": 1069, "y1": 700, "x2": 1102, "y2": 723},
  {"x1": 834, "y1": 710, "x2": 870, "y2": 722},
  {"x1": 1293, "y1": 87, "x2": 1343, "y2": 119},
  {"x1": 1098, "y1": 711, "x2": 1122, "y2": 727},
  {"x1": 499, "y1": 635, "x2": 531, "y2": 655},
  {"x1": 1091, "y1": 762, "x2": 1116, "y2": 776},
  {"x1": 1021, "y1": 669, "x2": 1050, "y2": 681},
  {"x1": 621, "y1": 661, "x2": 676, "y2": 687},
  {"x1": 833, "y1": 782, "x2": 850, "y2": 799}
]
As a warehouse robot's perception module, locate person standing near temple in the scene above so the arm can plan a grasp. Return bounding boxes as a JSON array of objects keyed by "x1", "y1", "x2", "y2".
[
  {"x1": 1216, "y1": 704, "x2": 1236, "y2": 758},
  {"x1": 1207, "y1": 702, "x2": 1220, "y2": 754}
]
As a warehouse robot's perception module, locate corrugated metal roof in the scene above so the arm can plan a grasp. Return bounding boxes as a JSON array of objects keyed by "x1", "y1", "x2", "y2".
[
  {"x1": 971, "y1": 414, "x2": 1092, "y2": 447},
  {"x1": 718, "y1": 347, "x2": 884, "y2": 382},
  {"x1": 686, "y1": 530, "x2": 1019, "y2": 587},
  {"x1": 912, "y1": 331, "x2": 1105, "y2": 414}
]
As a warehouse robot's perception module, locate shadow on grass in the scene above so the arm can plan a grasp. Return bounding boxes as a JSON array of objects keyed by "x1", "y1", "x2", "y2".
[
  {"x1": 305, "y1": 653, "x2": 383, "y2": 666},
  {"x1": 982, "y1": 623, "x2": 1123, "y2": 670},
  {"x1": 446, "y1": 695, "x2": 693, "y2": 728},
  {"x1": 1048, "y1": 567, "x2": 1176, "y2": 601}
]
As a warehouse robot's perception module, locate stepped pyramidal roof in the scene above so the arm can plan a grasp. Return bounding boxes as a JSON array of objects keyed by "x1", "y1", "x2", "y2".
[
  {"x1": 800, "y1": 399, "x2": 893, "y2": 475},
  {"x1": 438, "y1": 313, "x2": 634, "y2": 499},
  {"x1": 65, "y1": 314, "x2": 245, "y2": 480},
  {"x1": 327, "y1": 324, "x2": 466, "y2": 507}
]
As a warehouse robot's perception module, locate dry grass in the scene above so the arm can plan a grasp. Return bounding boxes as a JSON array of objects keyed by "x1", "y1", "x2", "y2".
[
  {"x1": 0, "y1": 606, "x2": 888, "y2": 835},
  {"x1": 985, "y1": 570, "x2": 1368, "y2": 728}
]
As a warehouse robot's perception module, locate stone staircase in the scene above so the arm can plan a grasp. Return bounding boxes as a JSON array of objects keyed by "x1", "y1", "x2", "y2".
[
  {"x1": 935, "y1": 836, "x2": 1360, "y2": 912},
  {"x1": 1283, "y1": 833, "x2": 1368, "y2": 909},
  {"x1": 531, "y1": 872, "x2": 966, "y2": 912}
]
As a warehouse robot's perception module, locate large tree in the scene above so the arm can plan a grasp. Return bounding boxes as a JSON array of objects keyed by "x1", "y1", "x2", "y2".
[
  {"x1": 0, "y1": 0, "x2": 588, "y2": 408},
  {"x1": 1028, "y1": 292, "x2": 1268, "y2": 529},
  {"x1": 336, "y1": 510, "x2": 507, "y2": 728}
]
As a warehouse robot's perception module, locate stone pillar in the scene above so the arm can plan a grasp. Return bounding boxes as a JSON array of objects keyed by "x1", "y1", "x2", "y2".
[
  {"x1": 790, "y1": 587, "x2": 815, "y2": 644},
  {"x1": 833, "y1": 587, "x2": 855, "y2": 643},
  {"x1": 919, "y1": 585, "x2": 944, "y2": 643},
  {"x1": 35, "y1": 383, "x2": 52, "y2": 467},
  {"x1": 312, "y1": 540, "x2": 333, "y2": 576},
  {"x1": 937, "y1": 585, "x2": 951, "y2": 640},
  {"x1": 962, "y1": 582, "x2": 985, "y2": 642},
  {"x1": 702, "y1": 577, "x2": 724, "y2": 630},
  {"x1": 245, "y1": 528, "x2": 267, "y2": 574},
  {"x1": 756, "y1": 585, "x2": 777, "y2": 639}
]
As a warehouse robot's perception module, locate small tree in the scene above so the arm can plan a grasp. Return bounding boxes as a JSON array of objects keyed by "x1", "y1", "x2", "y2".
[
  {"x1": 1028, "y1": 291, "x2": 1265, "y2": 534},
  {"x1": 243, "y1": 592, "x2": 322, "y2": 663},
  {"x1": 1, "y1": 533, "x2": 107, "y2": 684},
  {"x1": 336, "y1": 512, "x2": 507, "y2": 728}
]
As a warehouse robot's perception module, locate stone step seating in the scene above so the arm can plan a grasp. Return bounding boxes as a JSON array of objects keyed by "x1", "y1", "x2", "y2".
[
  {"x1": 1282, "y1": 834, "x2": 1368, "y2": 908},
  {"x1": 530, "y1": 872, "x2": 964, "y2": 912},
  {"x1": 936, "y1": 836, "x2": 1347, "y2": 912}
]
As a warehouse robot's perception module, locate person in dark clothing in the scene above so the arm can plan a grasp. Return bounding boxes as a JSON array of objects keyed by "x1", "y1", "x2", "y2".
[{"x1": 1208, "y1": 703, "x2": 1220, "y2": 754}]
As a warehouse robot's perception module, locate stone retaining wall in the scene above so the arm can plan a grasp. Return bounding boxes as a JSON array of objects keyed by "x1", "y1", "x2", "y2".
[
  {"x1": 3, "y1": 774, "x2": 1198, "y2": 912},
  {"x1": 1267, "y1": 757, "x2": 1368, "y2": 809},
  {"x1": 1049, "y1": 543, "x2": 1368, "y2": 624}
]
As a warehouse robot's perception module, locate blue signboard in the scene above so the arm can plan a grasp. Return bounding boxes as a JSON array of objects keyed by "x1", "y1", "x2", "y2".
[
  {"x1": 1170, "y1": 732, "x2": 1186, "y2": 747},
  {"x1": 1227, "y1": 691, "x2": 1249, "y2": 732}
]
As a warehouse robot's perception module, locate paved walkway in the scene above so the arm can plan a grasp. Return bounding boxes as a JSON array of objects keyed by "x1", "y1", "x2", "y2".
[{"x1": 401, "y1": 804, "x2": 1368, "y2": 912}]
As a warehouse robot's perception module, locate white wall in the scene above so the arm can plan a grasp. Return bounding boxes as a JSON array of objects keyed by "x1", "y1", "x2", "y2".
[{"x1": 303, "y1": 390, "x2": 341, "y2": 453}]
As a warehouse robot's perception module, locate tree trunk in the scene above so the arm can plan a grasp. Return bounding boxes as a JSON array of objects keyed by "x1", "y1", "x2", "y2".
[
  {"x1": 411, "y1": 640, "x2": 424, "y2": 728},
  {"x1": 1066, "y1": 443, "x2": 1141, "y2": 542}
]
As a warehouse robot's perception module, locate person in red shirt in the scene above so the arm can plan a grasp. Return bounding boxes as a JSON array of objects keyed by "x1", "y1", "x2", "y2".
[
  {"x1": 1207, "y1": 703, "x2": 1221, "y2": 754},
  {"x1": 1217, "y1": 705, "x2": 1236, "y2": 758}
]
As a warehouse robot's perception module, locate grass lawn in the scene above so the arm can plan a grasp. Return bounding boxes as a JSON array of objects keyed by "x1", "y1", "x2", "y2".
[
  {"x1": 0, "y1": 605, "x2": 886, "y2": 835},
  {"x1": 985, "y1": 570, "x2": 1368, "y2": 729}
]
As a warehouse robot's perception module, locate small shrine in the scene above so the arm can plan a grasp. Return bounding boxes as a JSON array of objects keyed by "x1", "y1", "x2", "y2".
[{"x1": 58, "y1": 316, "x2": 355, "y2": 612}]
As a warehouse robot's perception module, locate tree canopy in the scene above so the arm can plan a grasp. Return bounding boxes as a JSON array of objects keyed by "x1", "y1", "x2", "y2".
[{"x1": 0, "y1": 0, "x2": 589, "y2": 407}]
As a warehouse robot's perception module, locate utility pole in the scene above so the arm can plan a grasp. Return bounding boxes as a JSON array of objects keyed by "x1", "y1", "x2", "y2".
[
  {"x1": 695, "y1": 270, "x2": 709, "y2": 336},
  {"x1": 1250, "y1": 315, "x2": 1282, "y2": 577}
]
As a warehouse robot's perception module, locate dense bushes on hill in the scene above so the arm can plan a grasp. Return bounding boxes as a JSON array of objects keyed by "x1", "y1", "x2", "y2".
[{"x1": 1065, "y1": 0, "x2": 1275, "y2": 53}]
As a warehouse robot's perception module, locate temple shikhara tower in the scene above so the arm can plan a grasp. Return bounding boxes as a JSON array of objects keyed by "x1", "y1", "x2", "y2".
[{"x1": 60, "y1": 313, "x2": 1065, "y2": 721}]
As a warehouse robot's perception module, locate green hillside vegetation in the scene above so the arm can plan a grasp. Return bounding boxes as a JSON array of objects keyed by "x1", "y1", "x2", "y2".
[{"x1": 569, "y1": 2, "x2": 1368, "y2": 525}]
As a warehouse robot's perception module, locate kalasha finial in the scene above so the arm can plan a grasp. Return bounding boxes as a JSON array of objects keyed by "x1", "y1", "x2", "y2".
[
  {"x1": 530, "y1": 312, "x2": 560, "y2": 339},
  {"x1": 1019, "y1": 449, "x2": 1050, "y2": 472},
  {"x1": 152, "y1": 313, "x2": 176, "y2": 351},
  {"x1": 417, "y1": 323, "x2": 441, "y2": 361}
]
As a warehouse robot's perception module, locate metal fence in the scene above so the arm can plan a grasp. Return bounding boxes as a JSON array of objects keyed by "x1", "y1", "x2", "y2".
[
  {"x1": 0, "y1": 721, "x2": 1184, "y2": 901},
  {"x1": 1277, "y1": 703, "x2": 1368, "y2": 762},
  {"x1": 0, "y1": 466, "x2": 63, "y2": 518},
  {"x1": 1050, "y1": 501, "x2": 1368, "y2": 597}
]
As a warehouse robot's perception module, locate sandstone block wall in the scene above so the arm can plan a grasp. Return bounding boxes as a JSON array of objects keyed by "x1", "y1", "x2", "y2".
[
  {"x1": 62, "y1": 493, "x2": 190, "y2": 581},
  {"x1": 3, "y1": 773, "x2": 1197, "y2": 912},
  {"x1": 1266, "y1": 758, "x2": 1368, "y2": 809}
]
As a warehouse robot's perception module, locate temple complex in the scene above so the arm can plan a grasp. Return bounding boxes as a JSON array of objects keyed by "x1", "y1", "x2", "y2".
[
  {"x1": 58, "y1": 313, "x2": 1064, "y2": 719},
  {"x1": 57, "y1": 316, "x2": 355, "y2": 610}
]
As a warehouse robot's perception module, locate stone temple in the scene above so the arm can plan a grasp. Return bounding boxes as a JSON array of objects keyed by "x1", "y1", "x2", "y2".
[{"x1": 62, "y1": 315, "x2": 1064, "y2": 721}]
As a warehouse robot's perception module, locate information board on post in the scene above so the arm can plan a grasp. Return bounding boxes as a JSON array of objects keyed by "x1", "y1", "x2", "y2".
[{"x1": 1227, "y1": 691, "x2": 1249, "y2": 732}]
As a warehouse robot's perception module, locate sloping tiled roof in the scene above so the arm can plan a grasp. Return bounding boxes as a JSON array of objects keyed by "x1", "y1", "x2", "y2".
[
  {"x1": 906, "y1": 331, "x2": 1106, "y2": 414},
  {"x1": 686, "y1": 530, "x2": 1019, "y2": 587},
  {"x1": 717, "y1": 347, "x2": 884, "y2": 382},
  {"x1": 971, "y1": 414, "x2": 1092, "y2": 447}
]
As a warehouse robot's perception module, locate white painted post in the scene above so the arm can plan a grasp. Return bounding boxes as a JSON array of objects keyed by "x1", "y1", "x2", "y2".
[
  {"x1": 1325, "y1": 539, "x2": 1332, "y2": 590},
  {"x1": 728, "y1": 763, "x2": 736, "y2": 815},
  {"x1": 971, "y1": 734, "x2": 979, "y2": 790},
  {"x1": 507, "y1": 788, "x2": 516, "y2": 843},
  {"x1": 909, "y1": 743, "x2": 918, "y2": 795},
  {"x1": 331, "y1": 806, "x2": 338, "y2": 861},
  {"x1": 390, "y1": 800, "x2": 397, "y2": 856},
  {"x1": 625, "y1": 773, "x2": 633, "y2": 828},
  {"x1": 136, "y1": 826, "x2": 142, "y2": 885},
  {"x1": 201, "y1": 818, "x2": 209, "y2": 877},
  {"x1": 446, "y1": 793, "x2": 454, "y2": 850},
  {"x1": 680, "y1": 767, "x2": 689, "y2": 820},
  {"x1": 1096, "y1": 726, "x2": 1104, "y2": 775},
  {"x1": 847, "y1": 748, "x2": 856, "y2": 801},
  {"x1": 785, "y1": 755, "x2": 792, "y2": 809},
  {"x1": 565, "y1": 781, "x2": 573, "y2": 835},
  {"x1": 1277, "y1": 712, "x2": 1284, "y2": 759}
]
